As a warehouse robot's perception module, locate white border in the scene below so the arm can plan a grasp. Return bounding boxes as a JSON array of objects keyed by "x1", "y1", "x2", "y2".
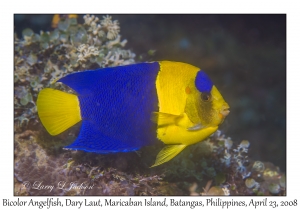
[{"x1": 2, "y1": 1, "x2": 298, "y2": 209}]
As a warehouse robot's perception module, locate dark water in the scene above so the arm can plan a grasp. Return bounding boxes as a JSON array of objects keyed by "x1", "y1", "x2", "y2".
[{"x1": 14, "y1": 14, "x2": 286, "y2": 172}]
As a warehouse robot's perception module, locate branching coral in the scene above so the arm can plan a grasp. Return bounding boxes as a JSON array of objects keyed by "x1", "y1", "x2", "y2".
[
  {"x1": 83, "y1": 14, "x2": 102, "y2": 36},
  {"x1": 76, "y1": 44, "x2": 100, "y2": 67},
  {"x1": 100, "y1": 15, "x2": 120, "y2": 40}
]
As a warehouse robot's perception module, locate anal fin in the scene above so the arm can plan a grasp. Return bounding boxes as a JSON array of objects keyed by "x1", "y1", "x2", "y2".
[{"x1": 150, "y1": 144, "x2": 187, "y2": 167}]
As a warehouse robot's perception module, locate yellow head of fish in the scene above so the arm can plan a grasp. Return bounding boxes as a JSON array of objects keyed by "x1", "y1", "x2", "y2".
[{"x1": 151, "y1": 61, "x2": 229, "y2": 167}]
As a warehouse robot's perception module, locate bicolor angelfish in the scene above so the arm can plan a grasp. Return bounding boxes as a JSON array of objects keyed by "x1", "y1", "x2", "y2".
[{"x1": 37, "y1": 61, "x2": 230, "y2": 167}]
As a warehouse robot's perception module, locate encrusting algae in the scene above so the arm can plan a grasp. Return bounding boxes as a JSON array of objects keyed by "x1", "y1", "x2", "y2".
[{"x1": 14, "y1": 14, "x2": 285, "y2": 196}]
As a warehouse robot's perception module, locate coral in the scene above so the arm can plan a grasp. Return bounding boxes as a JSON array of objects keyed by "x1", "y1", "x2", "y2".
[
  {"x1": 14, "y1": 14, "x2": 135, "y2": 130},
  {"x1": 154, "y1": 130, "x2": 285, "y2": 196},
  {"x1": 76, "y1": 44, "x2": 100, "y2": 66},
  {"x1": 14, "y1": 129, "x2": 184, "y2": 196},
  {"x1": 201, "y1": 132, "x2": 286, "y2": 196},
  {"x1": 100, "y1": 15, "x2": 120, "y2": 40}
]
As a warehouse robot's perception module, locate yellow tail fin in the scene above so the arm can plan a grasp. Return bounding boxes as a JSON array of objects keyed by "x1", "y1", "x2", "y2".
[{"x1": 37, "y1": 88, "x2": 81, "y2": 135}]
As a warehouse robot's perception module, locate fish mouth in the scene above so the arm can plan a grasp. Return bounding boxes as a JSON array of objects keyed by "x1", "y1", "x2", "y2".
[
  {"x1": 221, "y1": 109, "x2": 230, "y2": 117},
  {"x1": 220, "y1": 104, "x2": 230, "y2": 117}
]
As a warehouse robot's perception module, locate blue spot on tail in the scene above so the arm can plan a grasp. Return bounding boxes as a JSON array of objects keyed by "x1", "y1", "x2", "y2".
[{"x1": 195, "y1": 70, "x2": 213, "y2": 92}]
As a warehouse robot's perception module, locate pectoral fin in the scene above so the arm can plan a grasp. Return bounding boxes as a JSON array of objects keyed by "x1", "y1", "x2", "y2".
[
  {"x1": 187, "y1": 123, "x2": 205, "y2": 131},
  {"x1": 151, "y1": 112, "x2": 183, "y2": 127},
  {"x1": 150, "y1": 144, "x2": 187, "y2": 167}
]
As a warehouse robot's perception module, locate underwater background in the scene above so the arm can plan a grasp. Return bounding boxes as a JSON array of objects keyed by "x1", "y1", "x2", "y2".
[{"x1": 14, "y1": 14, "x2": 286, "y2": 195}]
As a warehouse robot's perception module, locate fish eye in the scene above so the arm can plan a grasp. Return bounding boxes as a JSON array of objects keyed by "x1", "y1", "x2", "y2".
[{"x1": 201, "y1": 92, "x2": 212, "y2": 102}]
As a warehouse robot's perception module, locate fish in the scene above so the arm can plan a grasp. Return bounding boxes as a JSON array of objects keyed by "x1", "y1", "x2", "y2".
[
  {"x1": 37, "y1": 61, "x2": 230, "y2": 167},
  {"x1": 51, "y1": 14, "x2": 78, "y2": 28}
]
